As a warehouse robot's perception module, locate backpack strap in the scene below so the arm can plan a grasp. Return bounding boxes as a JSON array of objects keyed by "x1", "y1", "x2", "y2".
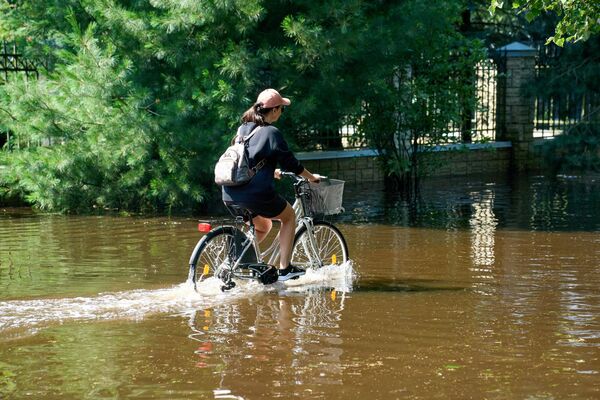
[
  {"x1": 238, "y1": 125, "x2": 267, "y2": 174},
  {"x1": 235, "y1": 125, "x2": 261, "y2": 144},
  {"x1": 242, "y1": 125, "x2": 262, "y2": 142}
]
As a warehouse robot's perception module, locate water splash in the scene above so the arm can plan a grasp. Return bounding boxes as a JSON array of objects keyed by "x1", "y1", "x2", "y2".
[
  {"x1": 0, "y1": 261, "x2": 356, "y2": 337},
  {"x1": 277, "y1": 261, "x2": 357, "y2": 293}
]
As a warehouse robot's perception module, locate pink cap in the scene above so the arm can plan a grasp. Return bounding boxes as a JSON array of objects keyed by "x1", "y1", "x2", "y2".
[{"x1": 256, "y1": 88, "x2": 291, "y2": 109}]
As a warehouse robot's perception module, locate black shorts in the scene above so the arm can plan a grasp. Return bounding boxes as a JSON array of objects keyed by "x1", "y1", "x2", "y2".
[{"x1": 224, "y1": 194, "x2": 288, "y2": 219}]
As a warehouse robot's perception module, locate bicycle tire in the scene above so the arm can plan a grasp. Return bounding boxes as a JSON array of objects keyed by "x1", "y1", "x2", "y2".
[
  {"x1": 189, "y1": 226, "x2": 257, "y2": 283},
  {"x1": 291, "y1": 221, "x2": 349, "y2": 269}
]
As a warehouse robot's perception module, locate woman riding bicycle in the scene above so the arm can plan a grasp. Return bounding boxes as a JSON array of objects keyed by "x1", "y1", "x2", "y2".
[{"x1": 222, "y1": 88, "x2": 320, "y2": 281}]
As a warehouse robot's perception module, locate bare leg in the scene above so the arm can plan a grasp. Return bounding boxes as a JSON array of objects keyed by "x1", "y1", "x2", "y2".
[
  {"x1": 273, "y1": 203, "x2": 296, "y2": 269},
  {"x1": 251, "y1": 216, "x2": 272, "y2": 244}
]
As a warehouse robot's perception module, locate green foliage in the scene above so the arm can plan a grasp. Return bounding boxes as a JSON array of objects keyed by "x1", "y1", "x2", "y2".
[
  {"x1": 489, "y1": 1, "x2": 600, "y2": 45},
  {"x1": 528, "y1": 38, "x2": 600, "y2": 177},
  {"x1": 527, "y1": 38, "x2": 600, "y2": 102},
  {"x1": 542, "y1": 124, "x2": 600, "y2": 174},
  {"x1": 1, "y1": 21, "x2": 207, "y2": 212},
  {"x1": 1, "y1": 0, "x2": 258, "y2": 212},
  {"x1": 351, "y1": 1, "x2": 485, "y2": 185},
  {"x1": 1, "y1": 0, "x2": 484, "y2": 211}
]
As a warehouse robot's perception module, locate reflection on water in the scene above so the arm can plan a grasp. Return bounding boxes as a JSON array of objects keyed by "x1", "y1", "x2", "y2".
[
  {"x1": 469, "y1": 188, "x2": 497, "y2": 267},
  {"x1": 1, "y1": 173, "x2": 600, "y2": 399},
  {"x1": 344, "y1": 173, "x2": 600, "y2": 231},
  {"x1": 186, "y1": 287, "x2": 349, "y2": 399}
]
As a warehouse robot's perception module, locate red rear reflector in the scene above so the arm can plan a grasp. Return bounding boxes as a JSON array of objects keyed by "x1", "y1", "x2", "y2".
[{"x1": 198, "y1": 223, "x2": 212, "y2": 233}]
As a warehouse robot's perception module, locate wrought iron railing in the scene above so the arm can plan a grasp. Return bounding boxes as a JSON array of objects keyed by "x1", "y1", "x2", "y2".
[
  {"x1": 447, "y1": 58, "x2": 502, "y2": 143},
  {"x1": 294, "y1": 57, "x2": 503, "y2": 151},
  {"x1": 1, "y1": 41, "x2": 41, "y2": 149},
  {"x1": 533, "y1": 44, "x2": 600, "y2": 138},
  {"x1": 0, "y1": 40, "x2": 39, "y2": 81}
]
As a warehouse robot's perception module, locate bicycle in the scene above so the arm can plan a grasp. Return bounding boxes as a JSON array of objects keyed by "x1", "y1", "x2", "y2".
[{"x1": 187, "y1": 172, "x2": 349, "y2": 291}]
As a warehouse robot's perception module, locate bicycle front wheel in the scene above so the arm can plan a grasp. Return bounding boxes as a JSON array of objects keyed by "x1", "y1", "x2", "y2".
[
  {"x1": 291, "y1": 221, "x2": 349, "y2": 269},
  {"x1": 189, "y1": 226, "x2": 257, "y2": 283}
]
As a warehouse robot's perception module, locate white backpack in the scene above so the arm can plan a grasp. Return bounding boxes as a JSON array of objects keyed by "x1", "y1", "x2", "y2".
[{"x1": 214, "y1": 126, "x2": 265, "y2": 186}]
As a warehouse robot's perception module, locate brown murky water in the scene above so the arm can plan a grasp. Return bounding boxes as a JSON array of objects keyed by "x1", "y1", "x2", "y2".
[{"x1": 1, "y1": 174, "x2": 599, "y2": 399}]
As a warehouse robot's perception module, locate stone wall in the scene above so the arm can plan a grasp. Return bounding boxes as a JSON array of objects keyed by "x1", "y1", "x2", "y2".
[
  {"x1": 297, "y1": 150, "x2": 384, "y2": 183},
  {"x1": 421, "y1": 145, "x2": 512, "y2": 177},
  {"x1": 297, "y1": 143, "x2": 513, "y2": 184}
]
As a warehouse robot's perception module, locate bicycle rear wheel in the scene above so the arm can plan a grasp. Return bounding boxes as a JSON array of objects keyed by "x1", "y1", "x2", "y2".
[
  {"x1": 291, "y1": 221, "x2": 348, "y2": 270},
  {"x1": 189, "y1": 226, "x2": 257, "y2": 283}
]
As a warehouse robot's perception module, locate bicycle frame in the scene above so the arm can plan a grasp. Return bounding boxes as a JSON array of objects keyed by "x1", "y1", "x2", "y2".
[{"x1": 229, "y1": 194, "x2": 323, "y2": 272}]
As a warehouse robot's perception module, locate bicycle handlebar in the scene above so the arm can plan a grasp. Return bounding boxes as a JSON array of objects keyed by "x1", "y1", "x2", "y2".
[
  {"x1": 279, "y1": 171, "x2": 304, "y2": 182},
  {"x1": 279, "y1": 171, "x2": 327, "y2": 182}
]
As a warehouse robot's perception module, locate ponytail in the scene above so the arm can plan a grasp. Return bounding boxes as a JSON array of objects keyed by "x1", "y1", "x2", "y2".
[{"x1": 241, "y1": 102, "x2": 275, "y2": 125}]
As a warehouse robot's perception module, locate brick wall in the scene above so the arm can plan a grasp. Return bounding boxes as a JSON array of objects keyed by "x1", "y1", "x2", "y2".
[
  {"x1": 300, "y1": 155, "x2": 384, "y2": 183},
  {"x1": 496, "y1": 43, "x2": 538, "y2": 171},
  {"x1": 297, "y1": 144, "x2": 513, "y2": 184},
  {"x1": 421, "y1": 146, "x2": 512, "y2": 177}
]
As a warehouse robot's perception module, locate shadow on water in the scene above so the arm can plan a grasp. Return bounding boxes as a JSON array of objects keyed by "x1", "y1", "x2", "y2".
[{"x1": 354, "y1": 278, "x2": 468, "y2": 294}]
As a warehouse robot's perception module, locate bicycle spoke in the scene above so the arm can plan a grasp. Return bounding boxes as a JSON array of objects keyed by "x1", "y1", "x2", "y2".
[
  {"x1": 191, "y1": 226, "x2": 259, "y2": 285},
  {"x1": 195, "y1": 232, "x2": 236, "y2": 282},
  {"x1": 291, "y1": 222, "x2": 348, "y2": 269}
]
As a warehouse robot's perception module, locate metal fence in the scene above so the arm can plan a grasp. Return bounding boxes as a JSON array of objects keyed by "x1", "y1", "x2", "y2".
[
  {"x1": 533, "y1": 44, "x2": 600, "y2": 138},
  {"x1": 0, "y1": 41, "x2": 39, "y2": 81},
  {"x1": 294, "y1": 120, "x2": 366, "y2": 151},
  {"x1": 1, "y1": 41, "x2": 41, "y2": 149},
  {"x1": 534, "y1": 91, "x2": 600, "y2": 138},
  {"x1": 447, "y1": 58, "x2": 501, "y2": 143},
  {"x1": 295, "y1": 44, "x2": 599, "y2": 150},
  {"x1": 295, "y1": 58, "x2": 502, "y2": 151}
]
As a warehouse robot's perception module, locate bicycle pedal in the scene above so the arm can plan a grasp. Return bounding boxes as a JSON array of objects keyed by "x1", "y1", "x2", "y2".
[{"x1": 221, "y1": 281, "x2": 236, "y2": 292}]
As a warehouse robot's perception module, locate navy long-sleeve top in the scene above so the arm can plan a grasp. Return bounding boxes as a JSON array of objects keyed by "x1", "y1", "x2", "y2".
[{"x1": 222, "y1": 122, "x2": 304, "y2": 203}]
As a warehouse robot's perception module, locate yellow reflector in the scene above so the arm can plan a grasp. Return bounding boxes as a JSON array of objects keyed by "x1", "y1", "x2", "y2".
[
  {"x1": 331, "y1": 290, "x2": 337, "y2": 301},
  {"x1": 204, "y1": 310, "x2": 211, "y2": 318},
  {"x1": 332, "y1": 254, "x2": 337, "y2": 265},
  {"x1": 203, "y1": 264, "x2": 210, "y2": 275}
]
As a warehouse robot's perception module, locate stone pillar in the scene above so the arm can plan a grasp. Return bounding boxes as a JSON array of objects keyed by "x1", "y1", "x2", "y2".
[{"x1": 496, "y1": 42, "x2": 537, "y2": 171}]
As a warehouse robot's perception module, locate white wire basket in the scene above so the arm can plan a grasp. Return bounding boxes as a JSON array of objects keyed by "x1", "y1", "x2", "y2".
[{"x1": 306, "y1": 178, "x2": 345, "y2": 217}]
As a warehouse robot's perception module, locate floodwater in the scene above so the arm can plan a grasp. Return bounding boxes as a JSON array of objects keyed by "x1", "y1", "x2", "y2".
[{"x1": 1, "y1": 173, "x2": 599, "y2": 399}]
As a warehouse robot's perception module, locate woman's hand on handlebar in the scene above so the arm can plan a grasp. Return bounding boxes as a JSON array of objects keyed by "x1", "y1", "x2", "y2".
[
  {"x1": 276, "y1": 169, "x2": 322, "y2": 183},
  {"x1": 300, "y1": 169, "x2": 321, "y2": 183}
]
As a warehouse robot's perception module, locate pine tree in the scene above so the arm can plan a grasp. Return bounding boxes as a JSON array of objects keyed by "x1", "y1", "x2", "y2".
[{"x1": 1, "y1": 0, "x2": 483, "y2": 211}]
